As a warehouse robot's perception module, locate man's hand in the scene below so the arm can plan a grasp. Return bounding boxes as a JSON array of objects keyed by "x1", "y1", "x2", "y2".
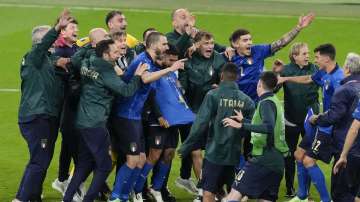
[
  {"x1": 333, "y1": 155, "x2": 347, "y2": 174},
  {"x1": 56, "y1": 57, "x2": 70, "y2": 72},
  {"x1": 186, "y1": 44, "x2": 197, "y2": 58},
  {"x1": 222, "y1": 118, "x2": 242, "y2": 129},
  {"x1": 114, "y1": 65, "x2": 124, "y2": 76},
  {"x1": 224, "y1": 47, "x2": 235, "y2": 60},
  {"x1": 230, "y1": 109, "x2": 243, "y2": 122},
  {"x1": 309, "y1": 114, "x2": 319, "y2": 124},
  {"x1": 134, "y1": 63, "x2": 148, "y2": 76},
  {"x1": 297, "y1": 12, "x2": 315, "y2": 30},
  {"x1": 158, "y1": 117, "x2": 170, "y2": 128},
  {"x1": 169, "y1": 58, "x2": 187, "y2": 72},
  {"x1": 55, "y1": 9, "x2": 73, "y2": 31},
  {"x1": 272, "y1": 59, "x2": 284, "y2": 73},
  {"x1": 277, "y1": 76, "x2": 287, "y2": 84}
]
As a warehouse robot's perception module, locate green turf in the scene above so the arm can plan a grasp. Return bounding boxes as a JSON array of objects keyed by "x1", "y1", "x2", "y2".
[{"x1": 0, "y1": 1, "x2": 359, "y2": 201}]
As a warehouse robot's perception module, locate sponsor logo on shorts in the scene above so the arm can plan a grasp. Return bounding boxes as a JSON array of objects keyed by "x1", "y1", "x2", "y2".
[
  {"x1": 155, "y1": 136, "x2": 162, "y2": 145},
  {"x1": 130, "y1": 142, "x2": 137, "y2": 153}
]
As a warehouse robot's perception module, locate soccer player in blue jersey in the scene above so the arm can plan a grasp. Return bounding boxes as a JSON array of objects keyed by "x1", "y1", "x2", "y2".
[
  {"x1": 279, "y1": 44, "x2": 344, "y2": 202},
  {"x1": 109, "y1": 32, "x2": 186, "y2": 202}
]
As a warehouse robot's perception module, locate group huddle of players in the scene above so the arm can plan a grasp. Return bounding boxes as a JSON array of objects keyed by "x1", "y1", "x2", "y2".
[{"x1": 13, "y1": 7, "x2": 360, "y2": 202}]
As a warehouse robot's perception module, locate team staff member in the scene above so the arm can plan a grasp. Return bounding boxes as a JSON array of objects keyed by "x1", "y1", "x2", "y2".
[
  {"x1": 310, "y1": 53, "x2": 360, "y2": 201},
  {"x1": 272, "y1": 42, "x2": 320, "y2": 197},
  {"x1": 109, "y1": 32, "x2": 185, "y2": 202},
  {"x1": 223, "y1": 71, "x2": 289, "y2": 202},
  {"x1": 179, "y1": 63, "x2": 255, "y2": 202},
  {"x1": 14, "y1": 10, "x2": 73, "y2": 202},
  {"x1": 63, "y1": 39, "x2": 146, "y2": 202}
]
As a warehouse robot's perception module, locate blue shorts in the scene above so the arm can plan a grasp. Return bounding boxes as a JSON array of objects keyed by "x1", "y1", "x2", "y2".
[
  {"x1": 112, "y1": 117, "x2": 145, "y2": 155},
  {"x1": 147, "y1": 126, "x2": 179, "y2": 149},
  {"x1": 202, "y1": 159, "x2": 235, "y2": 194},
  {"x1": 232, "y1": 162, "x2": 283, "y2": 201},
  {"x1": 306, "y1": 131, "x2": 333, "y2": 164}
]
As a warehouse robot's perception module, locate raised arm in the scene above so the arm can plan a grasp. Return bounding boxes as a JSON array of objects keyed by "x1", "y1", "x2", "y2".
[{"x1": 270, "y1": 13, "x2": 315, "y2": 53}]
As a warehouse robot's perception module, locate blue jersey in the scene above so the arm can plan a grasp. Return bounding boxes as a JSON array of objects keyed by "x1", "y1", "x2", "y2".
[
  {"x1": 115, "y1": 52, "x2": 157, "y2": 120},
  {"x1": 231, "y1": 44, "x2": 272, "y2": 102},
  {"x1": 153, "y1": 72, "x2": 195, "y2": 126},
  {"x1": 353, "y1": 100, "x2": 360, "y2": 121},
  {"x1": 311, "y1": 65, "x2": 343, "y2": 111}
]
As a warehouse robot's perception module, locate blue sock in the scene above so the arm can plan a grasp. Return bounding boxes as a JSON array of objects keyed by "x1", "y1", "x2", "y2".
[
  {"x1": 134, "y1": 162, "x2": 153, "y2": 193},
  {"x1": 152, "y1": 161, "x2": 170, "y2": 191},
  {"x1": 296, "y1": 162, "x2": 308, "y2": 199},
  {"x1": 119, "y1": 167, "x2": 140, "y2": 200},
  {"x1": 110, "y1": 164, "x2": 133, "y2": 200},
  {"x1": 306, "y1": 165, "x2": 331, "y2": 202}
]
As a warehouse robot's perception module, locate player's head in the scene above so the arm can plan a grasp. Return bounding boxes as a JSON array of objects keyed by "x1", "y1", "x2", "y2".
[
  {"x1": 106, "y1": 10, "x2": 127, "y2": 32},
  {"x1": 343, "y1": 52, "x2": 360, "y2": 77},
  {"x1": 230, "y1": 29, "x2": 252, "y2": 56},
  {"x1": 194, "y1": 31, "x2": 214, "y2": 59},
  {"x1": 257, "y1": 71, "x2": 278, "y2": 96},
  {"x1": 142, "y1": 28, "x2": 157, "y2": 43},
  {"x1": 95, "y1": 39, "x2": 119, "y2": 62},
  {"x1": 56, "y1": 17, "x2": 78, "y2": 43},
  {"x1": 146, "y1": 32, "x2": 169, "y2": 60},
  {"x1": 289, "y1": 42, "x2": 309, "y2": 67},
  {"x1": 89, "y1": 28, "x2": 109, "y2": 47},
  {"x1": 110, "y1": 31, "x2": 127, "y2": 56},
  {"x1": 314, "y1": 43, "x2": 336, "y2": 70},
  {"x1": 161, "y1": 44, "x2": 179, "y2": 68},
  {"x1": 171, "y1": 8, "x2": 193, "y2": 34},
  {"x1": 221, "y1": 63, "x2": 238, "y2": 82},
  {"x1": 31, "y1": 25, "x2": 51, "y2": 45}
]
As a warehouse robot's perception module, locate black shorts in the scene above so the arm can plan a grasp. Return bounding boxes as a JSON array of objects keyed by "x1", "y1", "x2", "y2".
[
  {"x1": 178, "y1": 124, "x2": 206, "y2": 151},
  {"x1": 202, "y1": 158, "x2": 235, "y2": 194},
  {"x1": 306, "y1": 131, "x2": 333, "y2": 164},
  {"x1": 346, "y1": 154, "x2": 360, "y2": 196},
  {"x1": 111, "y1": 117, "x2": 145, "y2": 155},
  {"x1": 147, "y1": 126, "x2": 179, "y2": 149},
  {"x1": 298, "y1": 134, "x2": 313, "y2": 150},
  {"x1": 232, "y1": 162, "x2": 282, "y2": 201}
]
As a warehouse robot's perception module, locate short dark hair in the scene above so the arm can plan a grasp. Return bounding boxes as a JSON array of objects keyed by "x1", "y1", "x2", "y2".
[
  {"x1": 145, "y1": 32, "x2": 164, "y2": 48},
  {"x1": 221, "y1": 63, "x2": 238, "y2": 81},
  {"x1": 95, "y1": 39, "x2": 114, "y2": 57},
  {"x1": 165, "y1": 44, "x2": 179, "y2": 56},
  {"x1": 314, "y1": 43, "x2": 336, "y2": 60},
  {"x1": 229, "y1": 29, "x2": 250, "y2": 43},
  {"x1": 194, "y1": 31, "x2": 213, "y2": 43},
  {"x1": 260, "y1": 71, "x2": 278, "y2": 91},
  {"x1": 105, "y1": 10, "x2": 123, "y2": 27},
  {"x1": 110, "y1": 31, "x2": 127, "y2": 40},
  {"x1": 142, "y1": 27, "x2": 156, "y2": 41}
]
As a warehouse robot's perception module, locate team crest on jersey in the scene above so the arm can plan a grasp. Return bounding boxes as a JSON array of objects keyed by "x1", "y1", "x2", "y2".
[
  {"x1": 155, "y1": 136, "x2": 162, "y2": 146},
  {"x1": 324, "y1": 79, "x2": 330, "y2": 90},
  {"x1": 21, "y1": 57, "x2": 25, "y2": 66},
  {"x1": 41, "y1": 138, "x2": 47, "y2": 149},
  {"x1": 130, "y1": 142, "x2": 137, "y2": 153},
  {"x1": 209, "y1": 66, "x2": 214, "y2": 76}
]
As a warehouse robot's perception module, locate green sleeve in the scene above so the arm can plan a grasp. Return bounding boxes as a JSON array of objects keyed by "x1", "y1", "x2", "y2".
[
  {"x1": 71, "y1": 45, "x2": 91, "y2": 71},
  {"x1": 178, "y1": 64, "x2": 189, "y2": 91},
  {"x1": 178, "y1": 92, "x2": 215, "y2": 156},
  {"x1": 214, "y1": 43, "x2": 226, "y2": 53},
  {"x1": 29, "y1": 28, "x2": 59, "y2": 67},
  {"x1": 243, "y1": 97, "x2": 256, "y2": 120},
  {"x1": 167, "y1": 33, "x2": 192, "y2": 57},
  {"x1": 103, "y1": 71, "x2": 142, "y2": 97}
]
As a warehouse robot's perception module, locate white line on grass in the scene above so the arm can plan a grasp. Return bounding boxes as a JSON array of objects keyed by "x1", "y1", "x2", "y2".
[
  {"x1": 0, "y1": 3, "x2": 359, "y2": 21},
  {"x1": 0, "y1": 88, "x2": 20, "y2": 92}
]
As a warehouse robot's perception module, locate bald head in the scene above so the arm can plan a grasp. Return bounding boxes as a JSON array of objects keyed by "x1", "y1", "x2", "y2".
[
  {"x1": 89, "y1": 28, "x2": 108, "y2": 47},
  {"x1": 171, "y1": 8, "x2": 194, "y2": 34}
]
